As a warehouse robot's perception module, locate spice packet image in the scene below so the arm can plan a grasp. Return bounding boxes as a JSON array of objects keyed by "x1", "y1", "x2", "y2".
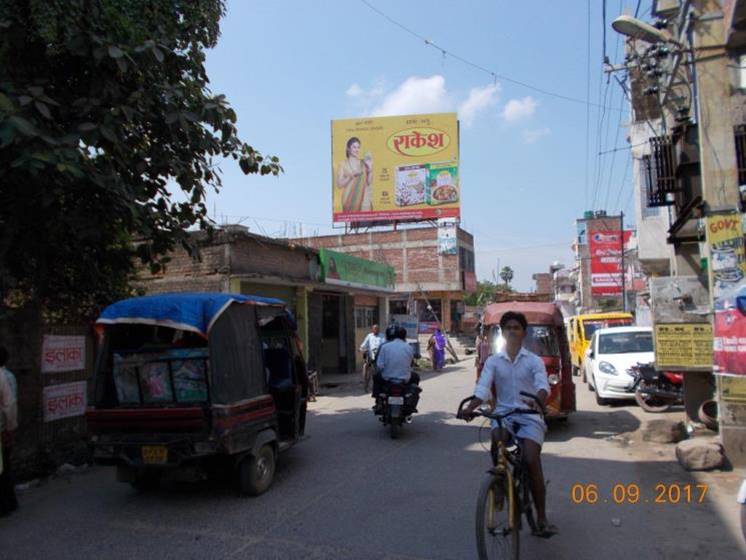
[
  {"x1": 426, "y1": 163, "x2": 459, "y2": 206},
  {"x1": 395, "y1": 164, "x2": 428, "y2": 207}
]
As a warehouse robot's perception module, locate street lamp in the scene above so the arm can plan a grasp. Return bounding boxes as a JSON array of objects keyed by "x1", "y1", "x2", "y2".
[{"x1": 612, "y1": 15, "x2": 679, "y2": 46}]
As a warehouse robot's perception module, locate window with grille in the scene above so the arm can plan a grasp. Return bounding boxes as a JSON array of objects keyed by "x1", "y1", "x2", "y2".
[
  {"x1": 736, "y1": 125, "x2": 746, "y2": 186},
  {"x1": 645, "y1": 135, "x2": 677, "y2": 207},
  {"x1": 639, "y1": 156, "x2": 662, "y2": 216}
]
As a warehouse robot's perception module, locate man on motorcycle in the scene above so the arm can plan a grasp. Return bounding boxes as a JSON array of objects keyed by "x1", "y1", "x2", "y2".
[
  {"x1": 373, "y1": 325, "x2": 420, "y2": 411},
  {"x1": 460, "y1": 311, "x2": 557, "y2": 538}
]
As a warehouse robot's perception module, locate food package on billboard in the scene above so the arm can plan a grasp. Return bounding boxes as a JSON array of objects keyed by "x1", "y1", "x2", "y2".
[
  {"x1": 395, "y1": 164, "x2": 427, "y2": 207},
  {"x1": 427, "y1": 163, "x2": 459, "y2": 206}
]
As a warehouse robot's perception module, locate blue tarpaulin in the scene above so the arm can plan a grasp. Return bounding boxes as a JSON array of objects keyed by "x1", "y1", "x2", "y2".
[{"x1": 96, "y1": 293, "x2": 285, "y2": 336}]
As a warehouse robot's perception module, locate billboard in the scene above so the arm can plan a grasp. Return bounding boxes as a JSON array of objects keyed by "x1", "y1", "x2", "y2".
[
  {"x1": 318, "y1": 248, "x2": 395, "y2": 291},
  {"x1": 706, "y1": 211, "x2": 746, "y2": 300},
  {"x1": 437, "y1": 218, "x2": 458, "y2": 255},
  {"x1": 331, "y1": 113, "x2": 459, "y2": 223},
  {"x1": 589, "y1": 229, "x2": 632, "y2": 296}
]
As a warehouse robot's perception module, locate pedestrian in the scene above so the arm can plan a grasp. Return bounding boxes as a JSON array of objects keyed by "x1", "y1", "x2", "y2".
[
  {"x1": 428, "y1": 328, "x2": 446, "y2": 371},
  {"x1": 475, "y1": 330, "x2": 492, "y2": 382},
  {"x1": 0, "y1": 346, "x2": 19, "y2": 516}
]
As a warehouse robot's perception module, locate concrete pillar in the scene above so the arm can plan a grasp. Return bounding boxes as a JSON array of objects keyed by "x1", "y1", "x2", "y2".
[
  {"x1": 296, "y1": 287, "x2": 309, "y2": 360},
  {"x1": 692, "y1": 0, "x2": 744, "y2": 465}
]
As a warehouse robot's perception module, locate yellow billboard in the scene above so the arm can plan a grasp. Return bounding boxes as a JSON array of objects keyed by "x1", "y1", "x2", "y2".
[{"x1": 331, "y1": 113, "x2": 459, "y2": 223}]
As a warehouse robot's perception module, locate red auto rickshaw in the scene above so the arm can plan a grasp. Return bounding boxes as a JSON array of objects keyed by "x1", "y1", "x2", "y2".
[{"x1": 482, "y1": 302, "x2": 576, "y2": 420}]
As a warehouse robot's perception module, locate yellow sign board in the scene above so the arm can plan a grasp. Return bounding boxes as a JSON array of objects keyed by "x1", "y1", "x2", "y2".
[
  {"x1": 654, "y1": 323, "x2": 713, "y2": 369},
  {"x1": 720, "y1": 375, "x2": 746, "y2": 403},
  {"x1": 331, "y1": 113, "x2": 459, "y2": 223},
  {"x1": 706, "y1": 212, "x2": 746, "y2": 299}
]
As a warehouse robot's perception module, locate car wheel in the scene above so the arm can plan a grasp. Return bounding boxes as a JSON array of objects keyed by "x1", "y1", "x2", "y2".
[
  {"x1": 238, "y1": 445, "x2": 276, "y2": 496},
  {"x1": 593, "y1": 375, "x2": 608, "y2": 406}
]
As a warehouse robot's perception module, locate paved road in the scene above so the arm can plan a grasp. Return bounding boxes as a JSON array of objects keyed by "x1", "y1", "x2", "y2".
[{"x1": 2, "y1": 361, "x2": 744, "y2": 559}]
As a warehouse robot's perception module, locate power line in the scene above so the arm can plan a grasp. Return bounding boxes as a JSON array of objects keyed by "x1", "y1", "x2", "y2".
[{"x1": 359, "y1": 0, "x2": 623, "y2": 112}]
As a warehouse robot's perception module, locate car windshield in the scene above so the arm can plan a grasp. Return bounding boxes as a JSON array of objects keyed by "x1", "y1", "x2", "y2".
[
  {"x1": 491, "y1": 325, "x2": 560, "y2": 356},
  {"x1": 583, "y1": 318, "x2": 632, "y2": 339},
  {"x1": 598, "y1": 332, "x2": 653, "y2": 354}
]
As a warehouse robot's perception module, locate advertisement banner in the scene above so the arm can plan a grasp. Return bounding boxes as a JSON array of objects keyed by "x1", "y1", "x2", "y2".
[
  {"x1": 331, "y1": 113, "x2": 459, "y2": 223},
  {"x1": 706, "y1": 212, "x2": 746, "y2": 300},
  {"x1": 41, "y1": 335, "x2": 86, "y2": 373},
  {"x1": 437, "y1": 218, "x2": 458, "y2": 255},
  {"x1": 390, "y1": 314, "x2": 419, "y2": 341},
  {"x1": 319, "y1": 248, "x2": 395, "y2": 291},
  {"x1": 714, "y1": 280, "x2": 746, "y2": 376},
  {"x1": 589, "y1": 229, "x2": 632, "y2": 296},
  {"x1": 43, "y1": 381, "x2": 87, "y2": 422}
]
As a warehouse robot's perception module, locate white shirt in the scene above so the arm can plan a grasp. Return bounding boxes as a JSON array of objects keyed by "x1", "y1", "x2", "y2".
[
  {"x1": 376, "y1": 339, "x2": 414, "y2": 382},
  {"x1": 359, "y1": 332, "x2": 384, "y2": 354},
  {"x1": 0, "y1": 366, "x2": 18, "y2": 432},
  {"x1": 474, "y1": 347, "x2": 549, "y2": 415}
]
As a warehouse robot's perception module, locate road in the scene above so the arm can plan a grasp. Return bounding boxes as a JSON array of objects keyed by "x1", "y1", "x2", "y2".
[{"x1": 2, "y1": 360, "x2": 744, "y2": 559}]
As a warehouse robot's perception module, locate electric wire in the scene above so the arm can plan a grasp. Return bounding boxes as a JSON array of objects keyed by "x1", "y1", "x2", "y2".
[{"x1": 359, "y1": 0, "x2": 623, "y2": 112}]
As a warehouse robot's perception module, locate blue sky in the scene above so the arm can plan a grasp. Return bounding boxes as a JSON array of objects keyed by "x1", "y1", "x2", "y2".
[{"x1": 202, "y1": 0, "x2": 647, "y2": 290}]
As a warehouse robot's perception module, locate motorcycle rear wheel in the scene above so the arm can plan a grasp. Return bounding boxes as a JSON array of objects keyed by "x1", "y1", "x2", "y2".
[{"x1": 634, "y1": 390, "x2": 671, "y2": 413}]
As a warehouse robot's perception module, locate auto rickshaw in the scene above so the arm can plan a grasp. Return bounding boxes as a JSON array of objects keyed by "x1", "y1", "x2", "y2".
[
  {"x1": 482, "y1": 302, "x2": 575, "y2": 419},
  {"x1": 87, "y1": 293, "x2": 308, "y2": 495}
]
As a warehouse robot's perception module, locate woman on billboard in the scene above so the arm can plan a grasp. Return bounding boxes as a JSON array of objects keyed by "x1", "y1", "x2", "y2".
[{"x1": 336, "y1": 137, "x2": 373, "y2": 213}]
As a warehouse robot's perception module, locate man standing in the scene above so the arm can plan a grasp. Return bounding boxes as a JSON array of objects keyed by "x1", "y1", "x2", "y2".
[
  {"x1": 359, "y1": 324, "x2": 383, "y2": 392},
  {"x1": 0, "y1": 346, "x2": 19, "y2": 516},
  {"x1": 461, "y1": 312, "x2": 557, "y2": 538}
]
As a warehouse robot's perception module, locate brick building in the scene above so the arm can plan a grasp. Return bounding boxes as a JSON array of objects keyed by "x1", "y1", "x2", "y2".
[
  {"x1": 292, "y1": 225, "x2": 476, "y2": 333},
  {"x1": 139, "y1": 226, "x2": 394, "y2": 374}
]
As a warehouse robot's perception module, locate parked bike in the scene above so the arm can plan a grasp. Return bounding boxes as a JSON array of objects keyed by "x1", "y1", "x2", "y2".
[
  {"x1": 374, "y1": 379, "x2": 420, "y2": 439},
  {"x1": 628, "y1": 362, "x2": 683, "y2": 413},
  {"x1": 457, "y1": 392, "x2": 544, "y2": 560}
]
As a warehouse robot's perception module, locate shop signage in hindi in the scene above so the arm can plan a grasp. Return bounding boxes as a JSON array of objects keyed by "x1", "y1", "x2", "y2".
[
  {"x1": 714, "y1": 280, "x2": 746, "y2": 376},
  {"x1": 43, "y1": 381, "x2": 87, "y2": 422},
  {"x1": 41, "y1": 335, "x2": 86, "y2": 373},
  {"x1": 706, "y1": 211, "x2": 746, "y2": 300},
  {"x1": 588, "y1": 229, "x2": 632, "y2": 296},
  {"x1": 654, "y1": 323, "x2": 713, "y2": 369}
]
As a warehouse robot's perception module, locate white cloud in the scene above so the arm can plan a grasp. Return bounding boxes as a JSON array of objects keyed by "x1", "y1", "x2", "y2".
[
  {"x1": 522, "y1": 127, "x2": 551, "y2": 144},
  {"x1": 501, "y1": 96, "x2": 537, "y2": 122},
  {"x1": 370, "y1": 75, "x2": 453, "y2": 116},
  {"x1": 458, "y1": 83, "x2": 501, "y2": 127},
  {"x1": 346, "y1": 83, "x2": 364, "y2": 97}
]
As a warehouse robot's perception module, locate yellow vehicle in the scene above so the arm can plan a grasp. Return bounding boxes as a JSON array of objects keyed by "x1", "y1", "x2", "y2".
[{"x1": 568, "y1": 312, "x2": 633, "y2": 380}]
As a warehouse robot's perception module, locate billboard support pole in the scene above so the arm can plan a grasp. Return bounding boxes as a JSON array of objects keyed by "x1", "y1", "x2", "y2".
[{"x1": 621, "y1": 211, "x2": 626, "y2": 312}]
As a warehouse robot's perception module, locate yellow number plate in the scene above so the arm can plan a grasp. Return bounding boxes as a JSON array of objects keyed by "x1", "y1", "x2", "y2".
[{"x1": 141, "y1": 446, "x2": 168, "y2": 464}]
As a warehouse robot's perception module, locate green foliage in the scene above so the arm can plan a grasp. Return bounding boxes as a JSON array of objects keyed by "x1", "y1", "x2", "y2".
[
  {"x1": 0, "y1": 0, "x2": 281, "y2": 321},
  {"x1": 463, "y1": 280, "x2": 514, "y2": 306}
]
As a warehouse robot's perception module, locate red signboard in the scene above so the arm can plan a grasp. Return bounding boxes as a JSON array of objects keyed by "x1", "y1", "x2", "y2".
[
  {"x1": 589, "y1": 229, "x2": 632, "y2": 296},
  {"x1": 714, "y1": 283, "x2": 746, "y2": 376}
]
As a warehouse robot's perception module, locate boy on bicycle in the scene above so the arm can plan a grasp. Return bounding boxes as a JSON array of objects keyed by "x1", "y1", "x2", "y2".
[{"x1": 461, "y1": 311, "x2": 558, "y2": 538}]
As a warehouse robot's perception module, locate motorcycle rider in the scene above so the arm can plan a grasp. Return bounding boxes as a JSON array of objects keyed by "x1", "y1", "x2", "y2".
[{"x1": 373, "y1": 325, "x2": 420, "y2": 412}]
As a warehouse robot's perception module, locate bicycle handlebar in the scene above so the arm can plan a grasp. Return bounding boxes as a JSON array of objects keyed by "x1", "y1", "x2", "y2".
[{"x1": 456, "y1": 392, "x2": 545, "y2": 421}]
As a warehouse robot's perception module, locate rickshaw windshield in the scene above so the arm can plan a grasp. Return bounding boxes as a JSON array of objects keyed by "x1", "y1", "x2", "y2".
[
  {"x1": 96, "y1": 324, "x2": 210, "y2": 406},
  {"x1": 490, "y1": 325, "x2": 560, "y2": 357}
]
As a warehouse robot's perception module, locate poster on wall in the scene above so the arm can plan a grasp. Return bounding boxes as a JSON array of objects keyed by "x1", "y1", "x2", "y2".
[
  {"x1": 706, "y1": 211, "x2": 746, "y2": 300},
  {"x1": 713, "y1": 280, "x2": 746, "y2": 376},
  {"x1": 331, "y1": 113, "x2": 459, "y2": 223},
  {"x1": 588, "y1": 229, "x2": 632, "y2": 296},
  {"x1": 41, "y1": 335, "x2": 86, "y2": 373},
  {"x1": 43, "y1": 381, "x2": 87, "y2": 422},
  {"x1": 437, "y1": 218, "x2": 458, "y2": 255}
]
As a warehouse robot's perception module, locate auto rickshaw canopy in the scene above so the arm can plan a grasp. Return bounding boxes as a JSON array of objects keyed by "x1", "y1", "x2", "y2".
[{"x1": 483, "y1": 302, "x2": 564, "y2": 328}]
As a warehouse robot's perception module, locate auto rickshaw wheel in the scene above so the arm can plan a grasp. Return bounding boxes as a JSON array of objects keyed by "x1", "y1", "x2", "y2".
[{"x1": 238, "y1": 445, "x2": 276, "y2": 496}]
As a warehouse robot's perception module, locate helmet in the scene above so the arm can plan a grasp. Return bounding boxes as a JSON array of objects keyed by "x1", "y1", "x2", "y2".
[
  {"x1": 396, "y1": 326, "x2": 407, "y2": 340},
  {"x1": 385, "y1": 324, "x2": 399, "y2": 341}
]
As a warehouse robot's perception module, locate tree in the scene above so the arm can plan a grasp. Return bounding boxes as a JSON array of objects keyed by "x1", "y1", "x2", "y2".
[
  {"x1": 499, "y1": 266, "x2": 514, "y2": 287},
  {"x1": 0, "y1": 0, "x2": 280, "y2": 321}
]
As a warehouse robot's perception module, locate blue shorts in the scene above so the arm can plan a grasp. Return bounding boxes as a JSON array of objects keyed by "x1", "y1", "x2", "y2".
[{"x1": 491, "y1": 413, "x2": 546, "y2": 447}]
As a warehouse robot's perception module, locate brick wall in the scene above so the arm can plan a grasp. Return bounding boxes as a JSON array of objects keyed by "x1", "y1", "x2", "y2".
[{"x1": 293, "y1": 225, "x2": 471, "y2": 293}]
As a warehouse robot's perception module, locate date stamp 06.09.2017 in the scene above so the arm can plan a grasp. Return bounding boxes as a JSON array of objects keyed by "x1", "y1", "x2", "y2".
[{"x1": 570, "y1": 483, "x2": 709, "y2": 505}]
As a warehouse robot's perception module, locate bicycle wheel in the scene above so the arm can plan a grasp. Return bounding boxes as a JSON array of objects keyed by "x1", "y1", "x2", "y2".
[{"x1": 476, "y1": 473, "x2": 519, "y2": 560}]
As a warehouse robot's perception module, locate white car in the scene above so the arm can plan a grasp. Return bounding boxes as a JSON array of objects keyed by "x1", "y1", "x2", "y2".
[{"x1": 584, "y1": 326, "x2": 654, "y2": 405}]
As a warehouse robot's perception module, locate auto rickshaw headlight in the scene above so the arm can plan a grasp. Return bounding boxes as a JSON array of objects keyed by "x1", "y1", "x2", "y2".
[
  {"x1": 547, "y1": 374, "x2": 560, "y2": 386},
  {"x1": 599, "y1": 361, "x2": 618, "y2": 375}
]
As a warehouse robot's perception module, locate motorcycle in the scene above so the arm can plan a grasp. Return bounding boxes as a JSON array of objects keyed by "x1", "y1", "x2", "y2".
[
  {"x1": 628, "y1": 362, "x2": 684, "y2": 413},
  {"x1": 374, "y1": 379, "x2": 420, "y2": 439}
]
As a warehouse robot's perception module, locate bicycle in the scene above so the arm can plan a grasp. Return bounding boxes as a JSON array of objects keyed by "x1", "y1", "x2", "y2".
[
  {"x1": 457, "y1": 392, "x2": 544, "y2": 560},
  {"x1": 362, "y1": 350, "x2": 377, "y2": 392}
]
